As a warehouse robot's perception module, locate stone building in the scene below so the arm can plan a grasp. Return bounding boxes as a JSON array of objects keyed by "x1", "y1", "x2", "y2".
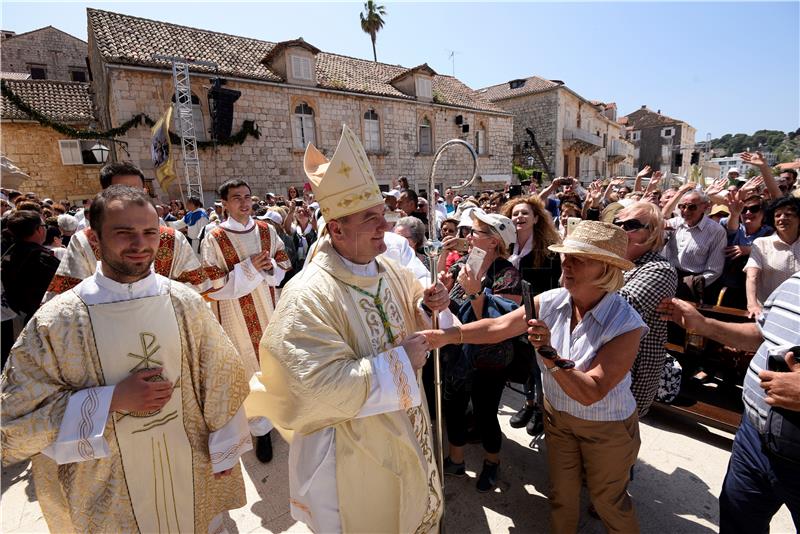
[
  {"x1": 479, "y1": 75, "x2": 635, "y2": 182},
  {"x1": 85, "y1": 9, "x2": 512, "y2": 203},
  {"x1": 620, "y1": 106, "x2": 696, "y2": 176},
  {"x1": 0, "y1": 78, "x2": 101, "y2": 200},
  {"x1": 0, "y1": 26, "x2": 89, "y2": 82}
]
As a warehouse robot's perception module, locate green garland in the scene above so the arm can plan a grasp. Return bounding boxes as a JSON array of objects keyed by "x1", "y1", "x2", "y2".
[{"x1": 1, "y1": 79, "x2": 259, "y2": 149}]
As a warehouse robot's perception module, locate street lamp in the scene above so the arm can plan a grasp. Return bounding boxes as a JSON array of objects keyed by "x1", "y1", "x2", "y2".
[{"x1": 90, "y1": 142, "x2": 110, "y2": 163}]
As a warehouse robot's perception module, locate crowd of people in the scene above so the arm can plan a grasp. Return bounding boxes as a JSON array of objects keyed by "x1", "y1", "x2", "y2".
[{"x1": 1, "y1": 126, "x2": 798, "y2": 534}]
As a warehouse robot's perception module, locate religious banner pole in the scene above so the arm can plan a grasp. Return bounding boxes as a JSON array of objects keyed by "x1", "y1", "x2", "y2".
[{"x1": 424, "y1": 139, "x2": 478, "y2": 524}]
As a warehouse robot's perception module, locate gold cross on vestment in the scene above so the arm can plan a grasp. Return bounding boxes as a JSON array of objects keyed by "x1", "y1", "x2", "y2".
[
  {"x1": 127, "y1": 332, "x2": 163, "y2": 373},
  {"x1": 337, "y1": 162, "x2": 352, "y2": 179}
]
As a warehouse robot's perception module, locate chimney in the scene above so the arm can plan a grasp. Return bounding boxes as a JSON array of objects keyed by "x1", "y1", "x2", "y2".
[
  {"x1": 657, "y1": 109, "x2": 661, "y2": 114},
  {"x1": 641, "y1": 105, "x2": 646, "y2": 109}
]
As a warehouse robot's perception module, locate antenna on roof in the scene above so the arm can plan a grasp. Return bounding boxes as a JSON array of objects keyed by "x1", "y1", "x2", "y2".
[{"x1": 447, "y1": 50, "x2": 459, "y2": 77}]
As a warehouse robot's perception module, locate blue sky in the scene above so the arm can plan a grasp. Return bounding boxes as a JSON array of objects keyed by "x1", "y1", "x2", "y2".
[{"x1": 3, "y1": 1, "x2": 798, "y2": 141}]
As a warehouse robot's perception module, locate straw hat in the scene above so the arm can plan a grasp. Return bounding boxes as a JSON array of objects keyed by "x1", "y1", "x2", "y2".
[{"x1": 548, "y1": 220, "x2": 634, "y2": 270}]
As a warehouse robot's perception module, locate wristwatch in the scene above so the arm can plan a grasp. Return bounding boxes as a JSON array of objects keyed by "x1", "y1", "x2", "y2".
[
  {"x1": 547, "y1": 365, "x2": 560, "y2": 374},
  {"x1": 467, "y1": 292, "x2": 481, "y2": 301}
]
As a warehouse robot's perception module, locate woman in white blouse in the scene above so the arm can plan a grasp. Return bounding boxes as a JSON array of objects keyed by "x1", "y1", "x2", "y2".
[{"x1": 424, "y1": 221, "x2": 646, "y2": 534}]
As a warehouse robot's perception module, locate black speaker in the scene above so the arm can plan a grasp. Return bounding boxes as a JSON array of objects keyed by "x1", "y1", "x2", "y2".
[
  {"x1": 455, "y1": 115, "x2": 463, "y2": 125},
  {"x1": 208, "y1": 78, "x2": 241, "y2": 141},
  {"x1": 462, "y1": 124, "x2": 469, "y2": 133},
  {"x1": 690, "y1": 151, "x2": 700, "y2": 165}
]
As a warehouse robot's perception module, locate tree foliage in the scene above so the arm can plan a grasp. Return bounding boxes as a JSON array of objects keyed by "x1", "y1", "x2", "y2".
[
  {"x1": 360, "y1": 1, "x2": 387, "y2": 62},
  {"x1": 710, "y1": 128, "x2": 800, "y2": 162}
]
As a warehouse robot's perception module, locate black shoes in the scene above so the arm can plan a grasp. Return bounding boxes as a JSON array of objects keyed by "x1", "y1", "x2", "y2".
[
  {"x1": 443, "y1": 457, "x2": 466, "y2": 478},
  {"x1": 255, "y1": 431, "x2": 273, "y2": 463},
  {"x1": 509, "y1": 403, "x2": 535, "y2": 428},
  {"x1": 526, "y1": 410, "x2": 544, "y2": 436},
  {"x1": 476, "y1": 460, "x2": 499, "y2": 493}
]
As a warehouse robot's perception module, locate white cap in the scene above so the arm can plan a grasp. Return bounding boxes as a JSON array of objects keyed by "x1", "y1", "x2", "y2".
[
  {"x1": 257, "y1": 211, "x2": 283, "y2": 225},
  {"x1": 458, "y1": 206, "x2": 483, "y2": 228},
  {"x1": 470, "y1": 211, "x2": 516, "y2": 247},
  {"x1": 727, "y1": 167, "x2": 740, "y2": 176},
  {"x1": 382, "y1": 189, "x2": 401, "y2": 200}
]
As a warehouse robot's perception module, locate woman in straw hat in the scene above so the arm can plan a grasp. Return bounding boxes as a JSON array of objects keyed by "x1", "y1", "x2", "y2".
[{"x1": 423, "y1": 220, "x2": 647, "y2": 534}]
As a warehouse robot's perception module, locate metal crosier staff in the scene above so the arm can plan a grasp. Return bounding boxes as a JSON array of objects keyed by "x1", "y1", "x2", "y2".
[{"x1": 424, "y1": 139, "x2": 479, "y2": 497}]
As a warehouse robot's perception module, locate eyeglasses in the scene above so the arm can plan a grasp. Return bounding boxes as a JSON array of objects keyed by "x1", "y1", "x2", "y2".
[
  {"x1": 537, "y1": 345, "x2": 576, "y2": 369},
  {"x1": 742, "y1": 205, "x2": 762, "y2": 214},
  {"x1": 678, "y1": 203, "x2": 699, "y2": 212},
  {"x1": 613, "y1": 218, "x2": 648, "y2": 232},
  {"x1": 470, "y1": 228, "x2": 492, "y2": 237}
]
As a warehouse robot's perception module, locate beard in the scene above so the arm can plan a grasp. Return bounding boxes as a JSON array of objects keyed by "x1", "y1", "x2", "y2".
[{"x1": 101, "y1": 246, "x2": 155, "y2": 279}]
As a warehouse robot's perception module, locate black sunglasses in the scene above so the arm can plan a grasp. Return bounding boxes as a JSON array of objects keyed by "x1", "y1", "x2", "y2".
[
  {"x1": 613, "y1": 218, "x2": 648, "y2": 232},
  {"x1": 678, "y1": 203, "x2": 699, "y2": 211},
  {"x1": 537, "y1": 345, "x2": 576, "y2": 369},
  {"x1": 742, "y1": 205, "x2": 762, "y2": 214}
]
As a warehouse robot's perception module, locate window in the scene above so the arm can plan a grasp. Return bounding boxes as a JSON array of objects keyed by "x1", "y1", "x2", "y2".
[
  {"x1": 418, "y1": 117, "x2": 432, "y2": 154},
  {"x1": 475, "y1": 126, "x2": 486, "y2": 155},
  {"x1": 70, "y1": 70, "x2": 87, "y2": 82},
  {"x1": 171, "y1": 93, "x2": 207, "y2": 142},
  {"x1": 363, "y1": 109, "x2": 380, "y2": 152},
  {"x1": 662, "y1": 127, "x2": 674, "y2": 138},
  {"x1": 630, "y1": 130, "x2": 641, "y2": 142},
  {"x1": 59, "y1": 140, "x2": 108, "y2": 165},
  {"x1": 292, "y1": 102, "x2": 316, "y2": 148},
  {"x1": 415, "y1": 77, "x2": 432, "y2": 99},
  {"x1": 291, "y1": 55, "x2": 313, "y2": 81},
  {"x1": 29, "y1": 65, "x2": 46, "y2": 79}
]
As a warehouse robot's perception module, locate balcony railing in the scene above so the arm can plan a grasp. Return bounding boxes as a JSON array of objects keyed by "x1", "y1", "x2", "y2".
[
  {"x1": 607, "y1": 139, "x2": 634, "y2": 158},
  {"x1": 562, "y1": 128, "x2": 603, "y2": 147}
]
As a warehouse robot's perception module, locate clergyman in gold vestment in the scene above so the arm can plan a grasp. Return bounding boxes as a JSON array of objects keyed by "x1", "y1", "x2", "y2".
[
  {"x1": 1, "y1": 186, "x2": 251, "y2": 533},
  {"x1": 252, "y1": 125, "x2": 449, "y2": 533}
]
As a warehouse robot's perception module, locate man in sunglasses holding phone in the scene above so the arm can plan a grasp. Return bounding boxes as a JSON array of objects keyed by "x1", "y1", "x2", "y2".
[{"x1": 662, "y1": 190, "x2": 727, "y2": 301}]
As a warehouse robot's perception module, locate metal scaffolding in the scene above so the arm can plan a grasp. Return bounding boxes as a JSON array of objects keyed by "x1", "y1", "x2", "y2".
[{"x1": 153, "y1": 55, "x2": 217, "y2": 201}]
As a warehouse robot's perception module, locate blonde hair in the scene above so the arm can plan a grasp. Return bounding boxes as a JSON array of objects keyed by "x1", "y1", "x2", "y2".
[
  {"x1": 593, "y1": 262, "x2": 625, "y2": 292},
  {"x1": 618, "y1": 201, "x2": 664, "y2": 252}
]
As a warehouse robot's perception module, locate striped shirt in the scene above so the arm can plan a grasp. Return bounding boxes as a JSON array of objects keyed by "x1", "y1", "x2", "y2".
[
  {"x1": 743, "y1": 272, "x2": 800, "y2": 433},
  {"x1": 663, "y1": 214, "x2": 727, "y2": 284},
  {"x1": 537, "y1": 288, "x2": 648, "y2": 421}
]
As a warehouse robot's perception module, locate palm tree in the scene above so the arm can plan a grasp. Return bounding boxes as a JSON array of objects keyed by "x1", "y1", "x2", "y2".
[{"x1": 360, "y1": 1, "x2": 386, "y2": 62}]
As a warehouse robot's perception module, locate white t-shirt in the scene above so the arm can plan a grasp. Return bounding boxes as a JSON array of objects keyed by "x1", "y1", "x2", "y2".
[{"x1": 744, "y1": 233, "x2": 800, "y2": 303}]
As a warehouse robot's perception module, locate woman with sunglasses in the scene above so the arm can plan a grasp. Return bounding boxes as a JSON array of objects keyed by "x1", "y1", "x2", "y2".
[
  {"x1": 425, "y1": 221, "x2": 646, "y2": 532},
  {"x1": 440, "y1": 210, "x2": 521, "y2": 493},
  {"x1": 716, "y1": 193, "x2": 772, "y2": 308}
]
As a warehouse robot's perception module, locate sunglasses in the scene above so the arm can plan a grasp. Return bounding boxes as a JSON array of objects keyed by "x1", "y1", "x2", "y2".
[
  {"x1": 537, "y1": 345, "x2": 576, "y2": 369},
  {"x1": 470, "y1": 228, "x2": 492, "y2": 237},
  {"x1": 678, "y1": 203, "x2": 699, "y2": 212},
  {"x1": 613, "y1": 218, "x2": 648, "y2": 232},
  {"x1": 742, "y1": 205, "x2": 762, "y2": 214}
]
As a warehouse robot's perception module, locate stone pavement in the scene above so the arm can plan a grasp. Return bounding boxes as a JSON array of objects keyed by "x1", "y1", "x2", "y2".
[{"x1": 2, "y1": 387, "x2": 794, "y2": 533}]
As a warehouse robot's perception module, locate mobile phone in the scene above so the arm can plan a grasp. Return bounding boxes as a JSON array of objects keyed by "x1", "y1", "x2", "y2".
[
  {"x1": 466, "y1": 246, "x2": 487, "y2": 275},
  {"x1": 455, "y1": 237, "x2": 469, "y2": 253},
  {"x1": 294, "y1": 199, "x2": 304, "y2": 206},
  {"x1": 522, "y1": 280, "x2": 535, "y2": 323},
  {"x1": 768, "y1": 346, "x2": 800, "y2": 372},
  {"x1": 566, "y1": 217, "x2": 581, "y2": 236}
]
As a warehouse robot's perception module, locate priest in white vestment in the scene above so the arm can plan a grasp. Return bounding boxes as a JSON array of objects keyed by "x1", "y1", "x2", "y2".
[
  {"x1": 201, "y1": 178, "x2": 293, "y2": 463},
  {"x1": 1, "y1": 186, "x2": 251, "y2": 533},
  {"x1": 45, "y1": 162, "x2": 211, "y2": 300},
  {"x1": 250, "y1": 125, "x2": 449, "y2": 533}
]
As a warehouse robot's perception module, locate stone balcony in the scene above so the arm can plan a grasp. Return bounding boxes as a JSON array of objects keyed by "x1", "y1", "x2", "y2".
[
  {"x1": 607, "y1": 139, "x2": 634, "y2": 162},
  {"x1": 562, "y1": 127, "x2": 603, "y2": 154}
]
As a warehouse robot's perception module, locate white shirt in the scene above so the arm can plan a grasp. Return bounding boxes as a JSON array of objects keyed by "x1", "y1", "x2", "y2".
[
  {"x1": 744, "y1": 233, "x2": 800, "y2": 303},
  {"x1": 537, "y1": 288, "x2": 647, "y2": 421},
  {"x1": 663, "y1": 214, "x2": 727, "y2": 283},
  {"x1": 42, "y1": 263, "x2": 250, "y2": 472}
]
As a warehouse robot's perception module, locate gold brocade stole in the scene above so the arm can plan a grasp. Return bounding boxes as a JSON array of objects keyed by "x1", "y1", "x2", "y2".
[
  {"x1": 86, "y1": 294, "x2": 195, "y2": 534},
  {"x1": 344, "y1": 275, "x2": 443, "y2": 534}
]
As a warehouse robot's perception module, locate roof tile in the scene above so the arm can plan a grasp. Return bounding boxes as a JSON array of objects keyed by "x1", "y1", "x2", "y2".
[
  {"x1": 1, "y1": 78, "x2": 95, "y2": 122},
  {"x1": 87, "y1": 9, "x2": 503, "y2": 114},
  {"x1": 478, "y1": 76, "x2": 562, "y2": 102}
]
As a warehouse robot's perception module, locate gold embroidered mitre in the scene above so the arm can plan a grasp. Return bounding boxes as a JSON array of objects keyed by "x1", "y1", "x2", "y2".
[{"x1": 303, "y1": 124, "x2": 383, "y2": 220}]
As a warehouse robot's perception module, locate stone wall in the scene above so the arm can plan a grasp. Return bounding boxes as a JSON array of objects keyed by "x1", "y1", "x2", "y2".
[
  {"x1": 493, "y1": 89, "x2": 559, "y2": 176},
  {"x1": 1, "y1": 121, "x2": 100, "y2": 200},
  {"x1": 1, "y1": 27, "x2": 88, "y2": 82},
  {"x1": 101, "y1": 67, "x2": 513, "y2": 202}
]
